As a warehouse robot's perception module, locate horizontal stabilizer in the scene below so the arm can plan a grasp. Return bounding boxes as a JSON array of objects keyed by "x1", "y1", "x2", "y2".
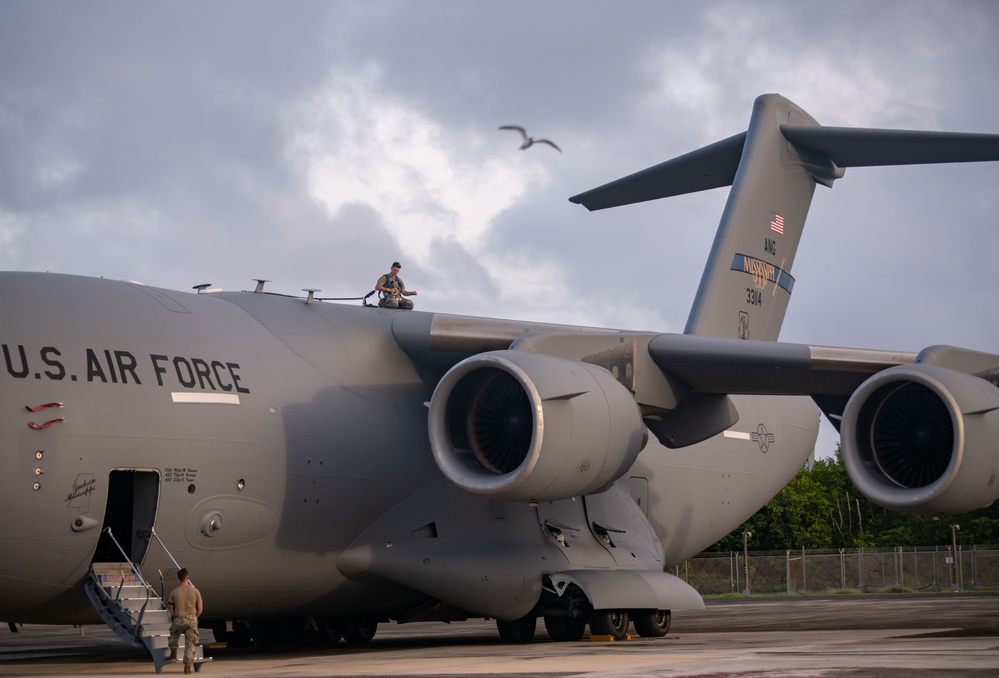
[
  {"x1": 781, "y1": 125, "x2": 999, "y2": 168},
  {"x1": 568, "y1": 132, "x2": 746, "y2": 211}
]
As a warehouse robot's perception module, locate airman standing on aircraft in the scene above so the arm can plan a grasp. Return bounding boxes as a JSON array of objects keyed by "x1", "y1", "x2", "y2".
[
  {"x1": 167, "y1": 568, "x2": 203, "y2": 674},
  {"x1": 375, "y1": 261, "x2": 417, "y2": 309}
]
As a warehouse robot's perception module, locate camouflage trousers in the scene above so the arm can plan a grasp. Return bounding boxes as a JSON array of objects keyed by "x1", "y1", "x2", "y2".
[
  {"x1": 168, "y1": 614, "x2": 199, "y2": 666},
  {"x1": 378, "y1": 294, "x2": 414, "y2": 310}
]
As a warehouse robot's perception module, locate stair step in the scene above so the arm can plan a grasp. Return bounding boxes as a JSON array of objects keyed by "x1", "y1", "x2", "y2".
[
  {"x1": 88, "y1": 558, "x2": 212, "y2": 674},
  {"x1": 140, "y1": 610, "x2": 170, "y2": 621},
  {"x1": 141, "y1": 620, "x2": 171, "y2": 630},
  {"x1": 162, "y1": 657, "x2": 213, "y2": 666},
  {"x1": 146, "y1": 636, "x2": 205, "y2": 653}
]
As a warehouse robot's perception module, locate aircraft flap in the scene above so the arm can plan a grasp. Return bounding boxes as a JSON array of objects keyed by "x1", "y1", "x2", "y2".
[
  {"x1": 648, "y1": 334, "x2": 916, "y2": 396},
  {"x1": 781, "y1": 125, "x2": 999, "y2": 168},
  {"x1": 568, "y1": 132, "x2": 746, "y2": 211},
  {"x1": 550, "y1": 569, "x2": 704, "y2": 611}
]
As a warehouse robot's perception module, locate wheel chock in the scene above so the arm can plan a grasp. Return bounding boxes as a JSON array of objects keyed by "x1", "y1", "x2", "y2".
[{"x1": 589, "y1": 633, "x2": 632, "y2": 642}]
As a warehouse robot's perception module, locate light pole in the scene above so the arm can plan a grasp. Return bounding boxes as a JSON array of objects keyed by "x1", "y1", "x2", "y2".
[
  {"x1": 950, "y1": 524, "x2": 961, "y2": 591},
  {"x1": 742, "y1": 531, "x2": 752, "y2": 596}
]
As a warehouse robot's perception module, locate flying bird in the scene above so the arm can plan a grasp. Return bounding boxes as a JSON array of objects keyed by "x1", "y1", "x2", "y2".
[{"x1": 499, "y1": 125, "x2": 561, "y2": 152}]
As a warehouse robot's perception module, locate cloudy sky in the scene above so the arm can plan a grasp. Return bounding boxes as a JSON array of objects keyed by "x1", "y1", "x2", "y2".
[{"x1": 3, "y1": 0, "x2": 998, "y2": 456}]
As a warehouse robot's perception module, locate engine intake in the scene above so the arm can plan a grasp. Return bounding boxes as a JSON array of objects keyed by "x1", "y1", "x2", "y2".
[
  {"x1": 841, "y1": 364, "x2": 999, "y2": 514},
  {"x1": 428, "y1": 350, "x2": 647, "y2": 501}
]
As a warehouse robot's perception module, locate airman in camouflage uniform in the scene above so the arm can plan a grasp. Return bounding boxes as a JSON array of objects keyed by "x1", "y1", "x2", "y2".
[{"x1": 375, "y1": 261, "x2": 417, "y2": 310}]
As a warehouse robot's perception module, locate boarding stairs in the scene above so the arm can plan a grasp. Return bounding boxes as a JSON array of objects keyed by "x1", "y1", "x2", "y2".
[{"x1": 84, "y1": 529, "x2": 212, "y2": 673}]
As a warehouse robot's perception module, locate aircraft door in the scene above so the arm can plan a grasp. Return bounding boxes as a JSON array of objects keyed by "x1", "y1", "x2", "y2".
[{"x1": 93, "y1": 470, "x2": 159, "y2": 564}]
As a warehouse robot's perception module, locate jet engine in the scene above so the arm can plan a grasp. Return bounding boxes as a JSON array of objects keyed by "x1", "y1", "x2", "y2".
[
  {"x1": 428, "y1": 350, "x2": 647, "y2": 502},
  {"x1": 840, "y1": 364, "x2": 999, "y2": 514}
]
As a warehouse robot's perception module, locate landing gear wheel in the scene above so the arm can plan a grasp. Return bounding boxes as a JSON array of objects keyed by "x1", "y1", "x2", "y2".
[
  {"x1": 342, "y1": 618, "x2": 378, "y2": 644},
  {"x1": 318, "y1": 617, "x2": 343, "y2": 644},
  {"x1": 544, "y1": 615, "x2": 586, "y2": 642},
  {"x1": 497, "y1": 615, "x2": 537, "y2": 643},
  {"x1": 589, "y1": 610, "x2": 630, "y2": 640},
  {"x1": 633, "y1": 609, "x2": 671, "y2": 637}
]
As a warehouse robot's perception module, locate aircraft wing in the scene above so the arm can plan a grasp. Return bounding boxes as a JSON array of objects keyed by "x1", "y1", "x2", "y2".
[
  {"x1": 392, "y1": 311, "x2": 916, "y2": 398},
  {"x1": 647, "y1": 333, "x2": 916, "y2": 396},
  {"x1": 390, "y1": 311, "x2": 921, "y2": 440}
]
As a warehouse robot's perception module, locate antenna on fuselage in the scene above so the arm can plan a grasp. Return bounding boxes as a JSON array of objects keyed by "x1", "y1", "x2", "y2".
[
  {"x1": 253, "y1": 279, "x2": 270, "y2": 293},
  {"x1": 303, "y1": 289, "x2": 320, "y2": 305}
]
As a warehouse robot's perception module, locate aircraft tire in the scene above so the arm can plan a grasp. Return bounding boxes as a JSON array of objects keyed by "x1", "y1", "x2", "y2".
[
  {"x1": 342, "y1": 618, "x2": 378, "y2": 644},
  {"x1": 317, "y1": 617, "x2": 344, "y2": 644},
  {"x1": 496, "y1": 615, "x2": 537, "y2": 643},
  {"x1": 544, "y1": 615, "x2": 586, "y2": 642},
  {"x1": 589, "y1": 610, "x2": 630, "y2": 640},
  {"x1": 632, "y1": 609, "x2": 671, "y2": 637}
]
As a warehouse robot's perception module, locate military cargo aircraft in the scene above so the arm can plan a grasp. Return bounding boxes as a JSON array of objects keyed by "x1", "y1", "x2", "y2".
[{"x1": 3, "y1": 94, "x2": 999, "y2": 657}]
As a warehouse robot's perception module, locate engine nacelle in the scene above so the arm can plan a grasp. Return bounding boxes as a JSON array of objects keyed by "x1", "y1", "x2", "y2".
[
  {"x1": 841, "y1": 364, "x2": 999, "y2": 514},
  {"x1": 428, "y1": 350, "x2": 647, "y2": 502}
]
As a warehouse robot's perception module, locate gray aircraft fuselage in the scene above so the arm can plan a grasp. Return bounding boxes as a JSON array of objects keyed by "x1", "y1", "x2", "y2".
[{"x1": 0, "y1": 271, "x2": 815, "y2": 625}]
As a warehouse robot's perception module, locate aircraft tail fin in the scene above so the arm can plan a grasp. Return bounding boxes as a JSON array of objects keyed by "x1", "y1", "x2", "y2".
[{"x1": 570, "y1": 94, "x2": 999, "y2": 342}]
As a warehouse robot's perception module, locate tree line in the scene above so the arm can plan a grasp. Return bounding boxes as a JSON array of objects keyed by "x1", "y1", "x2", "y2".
[{"x1": 707, "y1": 449, "x2": 999, "y2": 552}]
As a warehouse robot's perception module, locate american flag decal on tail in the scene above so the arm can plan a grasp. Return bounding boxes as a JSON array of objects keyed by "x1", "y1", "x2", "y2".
[{"x1": 770, "y1": 213, "x2": 784, "y2": 235}]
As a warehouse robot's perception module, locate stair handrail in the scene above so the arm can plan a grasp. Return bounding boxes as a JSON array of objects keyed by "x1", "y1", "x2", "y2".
[
  {"x1": 95, "y1": 527, "x2": 156, "y2": 640},
  {"x1": 100, "y1": 526, "x2": 156, "y2": 593},
  {"x1": 148, "y1": 526, "x2": 183, "y2": 573}
]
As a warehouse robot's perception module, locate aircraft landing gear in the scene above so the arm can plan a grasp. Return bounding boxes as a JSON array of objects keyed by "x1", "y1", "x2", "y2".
[
  {"x1": 589, "y1": 610, "x2": 630, "y2": 640},
  {"x1": 496, "y1": 615, "x2": 537, "y2": 643},
  {"x1": 317, "y1": 617, "x2": 343, "y2": 644},
  {"x1": 341, "y1": 617, "x2": 378, "y2": 644},
  {"x1": 543, "y1": 615, "x2": 586, "y2": 642},
  {"x1": 540, "y1": 581, "x2": 588, "y2": 642},
  {"x1": 633, "y1": 609, "x2": 671, "y2": 637}
]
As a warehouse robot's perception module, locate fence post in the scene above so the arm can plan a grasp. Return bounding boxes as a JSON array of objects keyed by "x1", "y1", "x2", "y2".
[
  {"x1": 957, "y1": 544, "x2": 963, "y2": 591},
  {"x1": 839, "y1": 548, "x2": 846, "y2": 590},
  {"x1": 786, "y1": 550, "x2": 791, "y2": 596},
  {"x1": 731, "y1": 551, "x2": 737, "y2": 594},
  {"x1": 742, "y1": 531, "x2": 752, "y2": 596},
  {"x1": 971, "y1": 545, "x2": 977, "y2": 590},
  {"x1": 801, "y1": 546, "x2": 807, "y2": 593},
  {"x1": 933, "y1": 545, "x2": 940, "y2": 591},
  {"x1": 950, "y1": 524, "x2": 961, "y2": 591}
]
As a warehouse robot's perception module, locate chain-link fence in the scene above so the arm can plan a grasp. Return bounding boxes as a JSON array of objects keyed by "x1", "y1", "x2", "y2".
[{"x1": 677, "y1": 545, "x2": 999, "y2": 595}]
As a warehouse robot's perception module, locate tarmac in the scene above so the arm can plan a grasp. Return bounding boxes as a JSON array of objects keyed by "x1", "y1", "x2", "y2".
[{"x1": 2, "y1": 594, "x2": 997, "y2": 677}]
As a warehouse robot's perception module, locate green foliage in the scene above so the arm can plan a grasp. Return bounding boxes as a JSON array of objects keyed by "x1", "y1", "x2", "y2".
[{"x1": 705, "y1": 448, "x2": 999, "y2": 552}]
